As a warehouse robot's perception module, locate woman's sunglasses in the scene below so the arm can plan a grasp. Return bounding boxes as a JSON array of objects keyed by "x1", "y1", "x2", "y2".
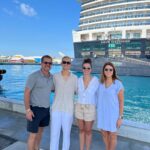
[
  {"x1": 104, "y1": 68, "x2": 113, "y2": 72},
  {"x1": 62, "y1": 61, "x2": 71, "y2": 65}
]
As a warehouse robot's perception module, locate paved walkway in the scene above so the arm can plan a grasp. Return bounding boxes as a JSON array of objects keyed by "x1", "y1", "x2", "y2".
[{"x1": 0, "y1": 109, "x2": 150, "y2": 150}]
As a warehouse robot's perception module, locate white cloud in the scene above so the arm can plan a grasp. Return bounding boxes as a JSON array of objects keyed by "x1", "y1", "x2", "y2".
[
  {"x1": 20, "y1": 3, "x2": 37, "y2": 17},
  {"x1": 2, "y1": 8, "x2": 13, "y2": 16}
]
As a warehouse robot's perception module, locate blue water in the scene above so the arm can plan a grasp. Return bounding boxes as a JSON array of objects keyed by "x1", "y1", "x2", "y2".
[{"x1": 0, "y1": 65, "x2": 150, "y2": 124}]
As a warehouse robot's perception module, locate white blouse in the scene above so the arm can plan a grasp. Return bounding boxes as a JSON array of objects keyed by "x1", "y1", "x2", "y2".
[{"x1": 77, "y1": 76, "x2": 99, "y2": 105}]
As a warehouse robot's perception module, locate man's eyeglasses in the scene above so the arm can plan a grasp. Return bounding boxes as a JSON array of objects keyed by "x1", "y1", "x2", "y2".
[
  {"x1": 104, "y1": 68, "x2": 113, "y2": 72},
  {"x1": 62, "y1": 61, "x2": 71, "y2": 65},
  {"x1": 43, "y1": 61, "x2": 52, "y2": 65},
  {"x1": 83, "y1": 67, "x2": 91, "y2": 70}
]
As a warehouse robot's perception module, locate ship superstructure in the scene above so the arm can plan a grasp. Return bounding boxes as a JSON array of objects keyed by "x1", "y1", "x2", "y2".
[
  {"x1": 73, "y1": 0, "x2": 150, "y2": 59},
  {"x1": 72, "y1": 0, "x2": 150, "y2": 76}
]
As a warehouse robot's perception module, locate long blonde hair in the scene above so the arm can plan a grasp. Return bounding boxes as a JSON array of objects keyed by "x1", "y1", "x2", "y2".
[{"x1": 101, "y1": 62, "x2": 119, "y2": 83}]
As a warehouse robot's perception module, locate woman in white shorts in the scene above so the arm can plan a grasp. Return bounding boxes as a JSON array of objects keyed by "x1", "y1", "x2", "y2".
[{"x1": 75, "y1": 58, "x2": 99, "y2": 150}]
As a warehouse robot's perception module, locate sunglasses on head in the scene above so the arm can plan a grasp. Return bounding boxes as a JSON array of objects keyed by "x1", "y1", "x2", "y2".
[
  {"x1": 83, "y1": 67, "x2": 91, "y2": 70},
  {"x1": 104, "y1": 68, "x2": 113, "y2": 72},
  {"x1": 43, "y1": 61, "x2": 52, "y2": 65},
  {"x1": 62, "y1": 61, "x2": 71, "y2": 65}
]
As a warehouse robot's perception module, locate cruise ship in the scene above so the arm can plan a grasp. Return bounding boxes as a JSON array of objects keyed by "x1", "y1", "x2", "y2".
[{"x1": 72, "y1": 0, "x2": 150, "y2": 76}]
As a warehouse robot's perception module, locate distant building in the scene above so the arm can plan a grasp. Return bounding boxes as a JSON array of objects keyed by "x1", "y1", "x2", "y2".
[
  {"x1": 9, "y1": 55, "x2": 24, "y2": 63},
  {"x1": 23, "y1": 57, "x2": 35, "y2": 63},
  {"x1": 0, "y1": 56, "x2": 11, "y2": 63},
  {"x1": 34, "y1": 57, "x2": 41, "y2": 63}
]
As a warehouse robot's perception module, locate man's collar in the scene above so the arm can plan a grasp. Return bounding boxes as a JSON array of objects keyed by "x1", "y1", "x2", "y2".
[{"x1": 40, "y1": 69, "x2": 51, "y2": 78}]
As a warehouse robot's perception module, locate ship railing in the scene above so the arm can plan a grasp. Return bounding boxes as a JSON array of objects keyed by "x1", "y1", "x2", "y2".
[
  {"x1": 72, "y1": 57, "x2": 108, "y2": 66},
  {"x1": 72, "y1": 57, "x2": 150, "y2": 67},
  {"x1": 124, "y1": 57, "x2": 150, "y2": 66}
]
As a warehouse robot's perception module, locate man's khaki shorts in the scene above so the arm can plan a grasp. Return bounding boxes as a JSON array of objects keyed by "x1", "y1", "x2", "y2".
[{"x1": 75, "y1": 103, "x2": 96, "y2": 121}]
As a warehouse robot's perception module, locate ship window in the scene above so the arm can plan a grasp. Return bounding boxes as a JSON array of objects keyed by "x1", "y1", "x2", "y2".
[
  {"x1": 82, "y1": 45, "x2": 90, "y2": 51},
  {"x1": 126, "y1": 33, "x2": 130, "y2": 39},
  {"x1": 147, "y1": 31, "x2": 150, "y2": 38},
  {"x1": 133, "y1": 33, "x2": 141, "y2": 38},
  {"x1": 146, "y1": 41, "x2": 150, "y2": 50},
  {"x1": 125, "y1": 42, "x2": 142, "y2": 50},
  {"x1": 145, "y1": 51, "x2": 150, "y2": 55},
  {"x1": 125, "y1": 51, "x2": 141, "y2": 56},
  {"x1": 108, "y1": 43, "x2": 121, "y2": 50},
  {"x1": 94, "y1": 51, "x2": 105, "y2": 56},
  {"x1": 94, "y1": 43, "x2": 106, "y2": 51}
]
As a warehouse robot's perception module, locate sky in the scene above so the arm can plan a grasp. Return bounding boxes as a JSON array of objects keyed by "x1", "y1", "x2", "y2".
[{"x1": 0, "y1": 0, "x2": 81, "y2": 57}]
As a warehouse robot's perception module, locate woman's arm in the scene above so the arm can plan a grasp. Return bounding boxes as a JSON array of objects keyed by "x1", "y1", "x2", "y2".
[
  {"x1": 118, "y1": 89, "x2": 124, "y2": 117},
  {"x1": 117, "y1": 89, "x2": 124, "y2": 128}
]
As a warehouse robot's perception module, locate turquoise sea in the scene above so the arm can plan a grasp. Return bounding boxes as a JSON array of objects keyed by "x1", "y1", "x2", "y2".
[{"x1": 0, "y1": 65, "x2": 150, "y2": 124}]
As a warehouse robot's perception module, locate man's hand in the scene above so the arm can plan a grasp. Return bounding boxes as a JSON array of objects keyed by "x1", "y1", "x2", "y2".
[{"x1": 26, "y1": 110, "x2": 34, "y2": 121}]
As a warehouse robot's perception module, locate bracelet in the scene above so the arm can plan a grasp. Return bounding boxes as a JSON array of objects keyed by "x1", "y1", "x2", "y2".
[
  {"x1": 26, "y1": 108, "x2": 31, "y2": 113},
  {"x1": 119, "y1": 115, "x2": 124, "y2": 119}
]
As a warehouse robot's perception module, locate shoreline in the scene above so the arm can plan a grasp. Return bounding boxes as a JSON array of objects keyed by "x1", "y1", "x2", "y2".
[
  {"x1": 0, "y1": 96, "x2": 150, "y2": 144},
  {"x1": 0, "y1": 62, "x2": 40, "y2": 65},
  {"x1": 0, "y1": 62, "x2": 60, "y2": 65}
]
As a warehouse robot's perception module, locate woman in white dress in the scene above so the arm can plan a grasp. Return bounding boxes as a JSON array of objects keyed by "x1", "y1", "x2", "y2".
[
  {"x1": 75, "y1": 58, "x2": 99, "y2": 150},
  {"x1": 97, "y1": 62, "x2": 124, "y2": 150}
]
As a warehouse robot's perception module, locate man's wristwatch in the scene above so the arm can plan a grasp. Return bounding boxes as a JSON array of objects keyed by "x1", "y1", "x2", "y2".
[{"x1": 119, "y1": 115, "x2": 124, "y2": 119}]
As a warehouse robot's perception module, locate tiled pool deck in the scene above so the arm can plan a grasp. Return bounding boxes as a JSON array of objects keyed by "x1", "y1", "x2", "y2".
[{"x1": 0, "y1": 108, "x2": 150, "y2": 150}]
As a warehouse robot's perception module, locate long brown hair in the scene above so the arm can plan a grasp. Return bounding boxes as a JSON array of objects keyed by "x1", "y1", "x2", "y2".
[{"x1": 100, "y1": 62, "x2": 119, "y2": 83}]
